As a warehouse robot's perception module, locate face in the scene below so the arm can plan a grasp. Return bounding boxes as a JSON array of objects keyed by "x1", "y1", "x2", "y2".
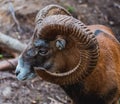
[
  {"x1": 15, "y1": 35, "x2": 67, "y2": 81},
  {"x1": 15, "y1": 38, "x2": 54, "y2": 81}
]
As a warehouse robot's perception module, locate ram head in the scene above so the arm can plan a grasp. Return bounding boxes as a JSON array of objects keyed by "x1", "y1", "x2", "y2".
[{"x1": 15, "y1": 5, "x2": 99, "y2": 85}]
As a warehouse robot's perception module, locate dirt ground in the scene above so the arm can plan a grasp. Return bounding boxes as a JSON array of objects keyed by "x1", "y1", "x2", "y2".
[{"x1": 0, "y1": 0, "x2": 120, "y2": 104}]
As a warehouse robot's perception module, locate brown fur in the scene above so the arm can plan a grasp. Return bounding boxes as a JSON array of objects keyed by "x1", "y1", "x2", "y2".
[
  {"x1": 81, "y1": 25, "x2": 120, "y2": 104},
  {"x1": 88, "y1": 26, "x2": 120, "y2": 102},
  {"x1": 35, "y1": 25, "x2": 120, "y2": 104}
]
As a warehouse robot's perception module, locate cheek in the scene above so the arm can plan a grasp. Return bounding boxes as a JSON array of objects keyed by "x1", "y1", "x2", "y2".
[
  {"x1": 42, "y1": 55, "x2": 66, "y2": 73},
  {"x1": 35, "y1": 54, "x2": 52, "y2": 67},
  {"x1": 43, "y1": 58, "x2": 54, "y2": 69},
  {"x1": 53, "y1": 55, "x2": 66, "y2": 73}
]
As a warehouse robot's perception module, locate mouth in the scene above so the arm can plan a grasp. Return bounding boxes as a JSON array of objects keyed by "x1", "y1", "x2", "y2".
[
  {"x1": 15, "y1": 65, "x2": 36, "y2": 81},
  {"x1": 16, "y1": 74, "x2": 27, "y2": 81},
  {"x1": 16, "y1": 72, "x2": 36, "y2": 81},
  {"x1": 16, "y1": 70, "x2": 36, "y2": 81}
]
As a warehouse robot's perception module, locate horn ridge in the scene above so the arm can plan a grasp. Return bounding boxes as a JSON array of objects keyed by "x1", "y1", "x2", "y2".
[
  {"x1": 35, "y1": 4, "x2": 71, "y2": 24},
  {"x1": 35, "y1": 15, "x2": 99, "y2": 85}
]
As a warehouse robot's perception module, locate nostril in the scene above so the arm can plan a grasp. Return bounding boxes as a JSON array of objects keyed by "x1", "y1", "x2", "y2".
[{"x1": 15, "y1": 71, "x2": 20, "y2": 76}]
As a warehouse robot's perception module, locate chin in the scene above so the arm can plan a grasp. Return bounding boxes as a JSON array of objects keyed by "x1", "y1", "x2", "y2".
[{"x1": 16, "y1": 72, "x2": 36, "y2": 81}]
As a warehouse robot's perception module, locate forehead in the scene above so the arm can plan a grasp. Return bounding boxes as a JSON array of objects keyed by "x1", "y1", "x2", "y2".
[{"x1": 33, "y1": 39, "x2": 49, "y2": 47}]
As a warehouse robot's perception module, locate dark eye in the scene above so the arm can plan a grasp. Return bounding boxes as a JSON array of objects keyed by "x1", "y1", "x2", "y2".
[{"x1": 38, "y1": 48, "x2": 48, "y2": 56}]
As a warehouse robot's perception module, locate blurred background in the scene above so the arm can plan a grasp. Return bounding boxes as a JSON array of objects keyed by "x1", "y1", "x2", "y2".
[{"x1": 0, "y1": 0, "x2": 120, "y2": 104}]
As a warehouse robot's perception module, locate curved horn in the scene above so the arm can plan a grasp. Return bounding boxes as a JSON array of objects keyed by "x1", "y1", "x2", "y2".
[
  {"x1": 34, "y1": 15, "x2": 99, "y2": 85},
  {"x1": 34, "y1": 4, "x2": 72, "y2": 39},
  {"x1": 35, "y1": 4, "x2": 71, "y2": 24}
]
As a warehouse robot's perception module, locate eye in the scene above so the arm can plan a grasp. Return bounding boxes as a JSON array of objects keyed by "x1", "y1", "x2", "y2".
[{"x1": 38, "y1": 48, "x2": 49, "y2": 56}]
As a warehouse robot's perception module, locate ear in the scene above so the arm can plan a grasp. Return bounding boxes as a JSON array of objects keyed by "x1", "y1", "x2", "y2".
[{"x1": 56, "y1": 37, "x2": 66, "y2": 50}]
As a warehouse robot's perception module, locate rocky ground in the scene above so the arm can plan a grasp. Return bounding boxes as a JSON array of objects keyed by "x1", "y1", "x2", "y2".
[{"x1": 0, "y1": 0, "x2": 120, "y2": 104}]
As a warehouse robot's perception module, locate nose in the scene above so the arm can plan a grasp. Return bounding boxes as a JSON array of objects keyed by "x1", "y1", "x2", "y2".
[{"x1": 15, "y1": 70, "x2": 20, "y2": 76}]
